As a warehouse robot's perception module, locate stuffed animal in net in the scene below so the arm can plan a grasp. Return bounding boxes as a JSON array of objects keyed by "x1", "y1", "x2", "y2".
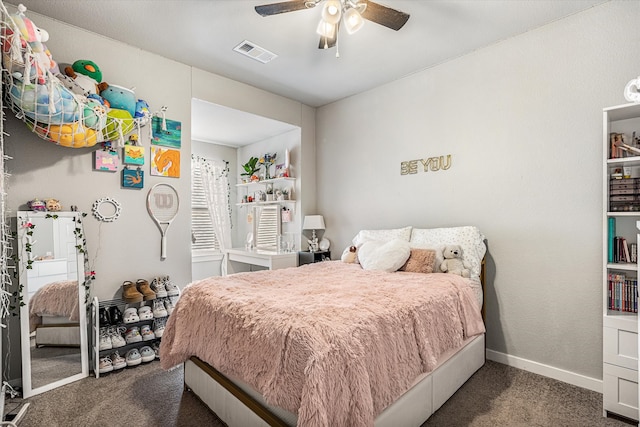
[
  {"x1": 439, "y1": 244, "x2": 471, "y2": 278},
  {"x1": 341, "y1": 245, "x2": 358, "y2": 263}
]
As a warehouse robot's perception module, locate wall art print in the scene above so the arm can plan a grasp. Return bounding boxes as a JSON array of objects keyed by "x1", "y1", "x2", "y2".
[
  {"x1": 122, "y1": 167, "x2": 144, "y2": 189},
  {"x1": 151, "y1": 146, "x2": 180, "y2": 178},
  {"x1": 123, "y1": 145, "x2": 145, "y2": 165},
  {"x1": 151, "y1": 116, "x2": 182, "y2": 148},
  {"x1": 93, "y1": 149, "x2": 119, "y2": 172}
]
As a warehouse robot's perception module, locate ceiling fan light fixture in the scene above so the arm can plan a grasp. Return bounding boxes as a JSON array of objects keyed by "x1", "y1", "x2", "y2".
[
  {"x1": 344, "y1": 7, "x2": 364, "y2": 34},
  {"x1": 321, "y1": 0, "x2": 342, "y2": 25},
  {"x1": 316, "y1": 19, "x2": 336, "y2": 38}
]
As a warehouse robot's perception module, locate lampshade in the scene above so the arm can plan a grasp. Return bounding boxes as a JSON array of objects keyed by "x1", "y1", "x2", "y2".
[
  {"x1": 303, "y1": 215, "x2": 325, "y2": 231},
  {"x1": 321, "y1": 0, "x2": 342, "y2": 25},
  {"x1": 316, "y1": 19, "x2": 336, "y2": 38},
  {"x1": 344, "y1": 7, "x2": 364, "y2": 34}
]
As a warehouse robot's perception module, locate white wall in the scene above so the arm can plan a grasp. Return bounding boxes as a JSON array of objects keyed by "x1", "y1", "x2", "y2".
[
  {"x1": 2, "y1": 6, "x2": 313, "y2": 381},
  {"x1": 316, "y1": 0, "x2": 640, "y2": 383}
]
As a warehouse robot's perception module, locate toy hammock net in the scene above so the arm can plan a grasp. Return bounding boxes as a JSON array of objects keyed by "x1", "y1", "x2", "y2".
[{"x1": 0, "y1": 3, "x2": 150, "y2": 148}]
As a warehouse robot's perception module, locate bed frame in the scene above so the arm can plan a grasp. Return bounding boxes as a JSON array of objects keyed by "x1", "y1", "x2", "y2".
[
  {"x1": 183, "y1": 259, "x2": 486, "y2": 426},
  {"x1": 185, "y1": 334, "x2": 484, "y2": 426}
]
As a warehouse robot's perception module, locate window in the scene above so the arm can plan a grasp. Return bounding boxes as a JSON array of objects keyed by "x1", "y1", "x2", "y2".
[{"x1": 191, "y1": 163, "x2": 219, "y2": 252}]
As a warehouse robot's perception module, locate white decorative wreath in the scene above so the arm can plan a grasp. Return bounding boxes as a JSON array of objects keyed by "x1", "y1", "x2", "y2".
[{"x1": 92, "y1": 197, "x2": 121, "y2": 222}]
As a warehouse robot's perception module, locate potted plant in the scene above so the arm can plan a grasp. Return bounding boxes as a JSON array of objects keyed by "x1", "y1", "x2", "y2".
[
  {"x1": 266, "y1": 184, "x2": 274, "y2": 201},
  {"x1": 241, "y1": 157, "x2": 260, "y2": 182},
  {"x1": 282, "y1": 188, "x2": 290, "y2": 200}
]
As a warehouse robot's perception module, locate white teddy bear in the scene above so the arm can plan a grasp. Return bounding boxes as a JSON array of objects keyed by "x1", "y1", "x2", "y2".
[{"x1": 440, "y1": 244, "x2": 471, "y2": 278}]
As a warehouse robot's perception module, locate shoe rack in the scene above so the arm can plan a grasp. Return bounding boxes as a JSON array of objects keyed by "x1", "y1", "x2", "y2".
[{"x1": 90, "y1": 297, "x2": 171, "y2": 378}]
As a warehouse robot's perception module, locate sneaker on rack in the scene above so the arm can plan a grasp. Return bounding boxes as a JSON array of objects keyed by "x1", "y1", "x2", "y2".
[
  {"x1": 139, "y1": 346, "x2": 155, "y2": 363},
  {"x1": 109, "y1": 306, "x2": 123, "y2": 325},
  {"x1": 111, "y1": 351, "x2": 127, "y2": 370},
  {"x1": 153, "y1": 318, "x2": 165, "y2": 338},
  {"x1": 125, "y1": 326, "x2": 142, "y2": 344},
  {"x1": 99, "y1": 357, "x2": 113, "y2": 374},
  {"x1": 140, "y1": 324, "x2": 156, "y2": 341},
  {"x1": 151, "y1": 342, "x2": 161, "y2": 360},
  {"x1": 152, "y1": 299, "x2": 168, "y2": 318},
  {"x1": 164, "y1": 298, "x2": 175, "y2": 315},
  {"x1": 99, "y1": 307, "x2": 111, "y2": 326},
  {"x1": 99, "y1": 327, "x2": 112, "y2": 351},
  {"x1": 138, "y1": 305, "x2": 153, "y2": 321},
  {"x1": 163, "y1": 276, "x2": 180, "y2": 297},
  {"x1": 125, "y1": 348, "x2": 142, "y2": 366},
  {"x1": 123, "y1": 307, "x2": 139, "y2": 324},
  {"x1": 110, "y1": 326, "x2": 126, "y2": 348},
  {"x1": 150, "y1": 277, "x2": 168, "y2": 298}
]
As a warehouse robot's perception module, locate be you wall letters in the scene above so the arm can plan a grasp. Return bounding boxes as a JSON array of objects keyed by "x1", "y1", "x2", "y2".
[{"x1": 400, "y1": 154, "x2": 452, "y2": 175}]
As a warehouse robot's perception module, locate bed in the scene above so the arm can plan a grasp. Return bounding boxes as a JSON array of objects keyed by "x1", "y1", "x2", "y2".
[
  {"x1": 161, "y1": 225, "x2": 487, "y2": 426},
  {"x1": 28, "y1": 280, "x2": 81, "y2": 347}
]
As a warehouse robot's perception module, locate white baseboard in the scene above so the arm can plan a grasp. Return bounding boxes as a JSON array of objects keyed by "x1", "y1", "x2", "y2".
[{"x1": 486, "y1": 349, "x2": 602, "y2": 393}]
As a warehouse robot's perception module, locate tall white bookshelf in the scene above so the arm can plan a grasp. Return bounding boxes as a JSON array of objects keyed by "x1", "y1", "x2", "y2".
[{"x1": 602, "y1": 102, "x2": 640, "y2": 421}]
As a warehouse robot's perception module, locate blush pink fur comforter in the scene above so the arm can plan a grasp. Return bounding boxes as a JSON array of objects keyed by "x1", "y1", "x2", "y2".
[
  {"x1": 161, "y1": 261, "x2": 485, "y2": 427},
  {"x1": 29, "y1": 280, "x2": 79, "y2": 333}
]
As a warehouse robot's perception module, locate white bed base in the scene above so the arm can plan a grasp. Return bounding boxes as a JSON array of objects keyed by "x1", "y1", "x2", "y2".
[
  {"x1": 35, "y1": 317, "x2": 80, "y2": 347},
  {"x1": 184, "y1": 333, "x2": 485, "y2": 427}
]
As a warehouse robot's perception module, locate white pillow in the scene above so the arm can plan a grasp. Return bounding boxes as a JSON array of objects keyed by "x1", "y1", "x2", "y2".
[
  {"x1": 358, "y1": 239, "x2": 411, "y2": 272},
  {"x1": 352, "y1": 226, "x2": 412, "y2": 247},
  {"x1": 410, "y1": 226, "x2": 486, "y2": 282}
]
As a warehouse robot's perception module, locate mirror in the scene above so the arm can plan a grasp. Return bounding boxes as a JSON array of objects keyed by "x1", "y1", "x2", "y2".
[{"x1": 17, "y1": 211, "x2": 89, "y2": 398}]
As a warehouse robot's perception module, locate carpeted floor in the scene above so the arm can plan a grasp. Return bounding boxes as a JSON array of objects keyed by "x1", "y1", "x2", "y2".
[{"x1": 4, "y1": 360, "x2": 636, "y2": 427}]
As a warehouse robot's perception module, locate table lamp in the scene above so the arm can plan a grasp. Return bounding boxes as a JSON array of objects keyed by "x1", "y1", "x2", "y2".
[{"x1": 302, "y1": 215, "x2": 325, "y2": 252}]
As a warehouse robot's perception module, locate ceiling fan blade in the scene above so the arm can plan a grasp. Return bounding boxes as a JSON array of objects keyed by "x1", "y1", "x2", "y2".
[
  {"x1": 255, "y1": 1, "x2": 310, "y2": 17},
  {"x1": 360, "y1": 0, "x2": 410, "y2": 31}
]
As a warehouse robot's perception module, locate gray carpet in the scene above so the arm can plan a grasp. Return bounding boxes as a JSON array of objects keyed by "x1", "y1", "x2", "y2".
[{"x1": 4, "y1": 360, "x2": 635, "y2": 427}]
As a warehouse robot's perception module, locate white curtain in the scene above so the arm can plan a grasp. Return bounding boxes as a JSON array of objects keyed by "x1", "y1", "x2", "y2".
[{"x1": 193, "y1": 156, "x2": 232, "y2": 275}]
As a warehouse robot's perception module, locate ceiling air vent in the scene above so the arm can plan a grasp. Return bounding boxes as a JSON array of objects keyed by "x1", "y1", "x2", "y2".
[{"x1": 233, "y1": 40, "x2": 277, "y2": 64}]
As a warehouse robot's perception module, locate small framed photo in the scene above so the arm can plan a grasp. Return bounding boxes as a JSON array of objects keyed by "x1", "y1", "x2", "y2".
[{"x1": 275, "y1": 163, "x2": 289, "y2": 178}]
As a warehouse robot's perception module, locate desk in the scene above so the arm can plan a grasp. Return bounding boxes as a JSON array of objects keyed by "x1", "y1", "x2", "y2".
[{"x1": 225, "y1": 248, "x2": 297, "y2": 274}]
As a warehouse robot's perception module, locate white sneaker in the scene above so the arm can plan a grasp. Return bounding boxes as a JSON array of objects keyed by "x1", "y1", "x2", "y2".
[
  {"x1": 125, "y1": 348, "x2": 142, "y2": 366},
  {"x1": 151, "y1": 342, "x2": 161, "y2": 360},
  {"x1": 150, "y1": 277, "x2": 168, "y2": 298},
  {"x1": 163, "y1": 276, "x2": 180, "y2": 297},
  {"x1": 110, "y1": 327, "x2": 126, "y2": 348},
  {"x1": 99, "y1": 357, "x2": 113, "y2": 374},
  {"x1": 164, "y1": 298, "x2": 175, "y2": 315},
  {"x1": 111, "y1": 351, "x2": 127, "y2": 370},
  {"x1": 152, "y1": 299, "x2": 168, "y2": 318},
  {"x1": 138, "y1": 305, "x2": 153, "y2": 321},
  {"x1": 153, "y1": 319, "x2": 165, "y2": 338},
  {"x1": 123, "y1": 307, "x2": 139, "y2": 324},
  {"x1": 99, "y1": 328, "x2": 112, "y2": 351},
  {"x1": 141, "y1": 324, "x2": 156, "y2": 341},
  {"x1": 139, "y1": 346, "x2": 155, "y2": 363},
  {"x1": 125, "y1": 326, "x2": 142, "y2": 344}
]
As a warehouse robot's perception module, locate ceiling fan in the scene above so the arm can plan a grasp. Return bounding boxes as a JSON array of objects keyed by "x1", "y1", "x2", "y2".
[{"x1": 255, "y1": 0, "x2": 410, "y2": 53}]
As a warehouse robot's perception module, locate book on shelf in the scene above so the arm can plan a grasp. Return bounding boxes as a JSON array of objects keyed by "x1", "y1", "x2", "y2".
[
  {"x1": 607, "y1": 272, "x2": 638, "y2": 313},
  {"x1": 632, "y1": 243, "x2": 638, "y2": 263},
  {"x1": 608, "y1": 217, "x2": 615, "y2": 263}
]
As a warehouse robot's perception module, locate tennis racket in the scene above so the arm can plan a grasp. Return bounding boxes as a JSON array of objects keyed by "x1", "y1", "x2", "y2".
[{"x1": 147, "y1": 183, "x2": 179, "y2": 260}]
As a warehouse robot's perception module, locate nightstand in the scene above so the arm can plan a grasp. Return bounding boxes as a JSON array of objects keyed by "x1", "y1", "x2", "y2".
[{"x1": 298, "y1": 251, "x2": 331, "y2": 266}]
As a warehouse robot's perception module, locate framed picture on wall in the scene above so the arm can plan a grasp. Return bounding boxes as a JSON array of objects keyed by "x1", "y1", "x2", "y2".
[
  {"x1": 93, "y1": 149, "x2": 119, "y2": 172},
  {"x1": 151, "y1": 146, "x2": 180, "y2": 178},
  {"x1": 122, "y1": 167, "x2": 144, "y2": 189},
  {"x1": 151, "y1": 116, "x2": 182, "y2": 148},
  {"x1": 123, "y1": 145, "x2": 145, "y2": 165}
]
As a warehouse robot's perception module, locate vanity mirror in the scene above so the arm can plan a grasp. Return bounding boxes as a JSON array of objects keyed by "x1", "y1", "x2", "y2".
[{"x1": 17, "y1": 211, "x2": 89, "y2": 398}]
